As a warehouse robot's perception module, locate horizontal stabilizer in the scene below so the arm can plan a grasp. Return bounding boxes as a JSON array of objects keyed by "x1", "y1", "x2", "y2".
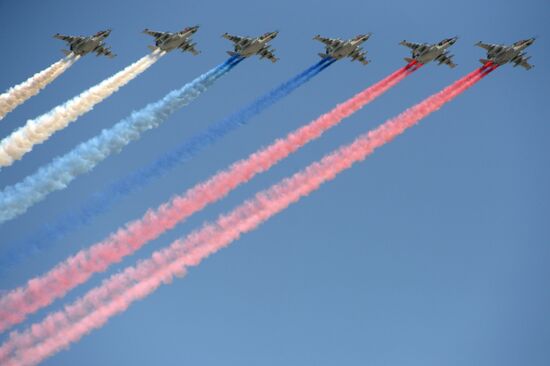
[
  {"x1": 226, "y1": 51, "x2": 239, "y2": 57},
  {"x1": 479, "y1": 58, "x2": 492, "y2": 65},
  {"x1": 318, "y1": 53, "x2": 330, "y2": 59},
  {"x1": 404, "y1": 57, "x2": 415, "y2": 63},
  {"x1": 147, "y1": 45, "x2": 158, "y2": 52},
  {"x1": 61, "y1": 49, "x2": 72, "y2": 56}
]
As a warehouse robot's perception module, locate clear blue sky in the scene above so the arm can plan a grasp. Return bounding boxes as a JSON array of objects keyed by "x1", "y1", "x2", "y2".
[{"x1": 1, "y1": 0, "x2": 549, "y2": 365}]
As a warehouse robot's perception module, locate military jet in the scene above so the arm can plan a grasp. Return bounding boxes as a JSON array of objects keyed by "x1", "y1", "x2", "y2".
[
  {"x1": 399, "y1": 37, "x2": 458, "y2": 68},
  {"x1": 53, "y1": 29, "x2": 115, "y2": 58},
  {"x1": 313, "y1": 34, "x2": 371, "y2": 65},
  {"x1": 143, "y1": 25, "x2": 200, "y2": 55},
  {"x1": 476, "y1": 38, "x2": 535, "y2": 70},
  {"x1": 222, "y1": 31, "x2": 279, "y2": 62}
]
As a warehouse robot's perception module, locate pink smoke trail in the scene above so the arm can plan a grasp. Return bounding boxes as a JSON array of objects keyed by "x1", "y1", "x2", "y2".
[
  {"x1": 0, "y1": 62, "x2": 419, "y2": 333},
  {"x1": 0, "y1": 64, "x2": 496, "y2": 366}
]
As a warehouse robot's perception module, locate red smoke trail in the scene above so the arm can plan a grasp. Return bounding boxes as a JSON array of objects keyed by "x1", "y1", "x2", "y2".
[
  {"x1": 0, "y1": 64, "x2": 496, "y2": 366},
  {"x1": 0, "y1": 62, "x2": 419, "y2": 334}
]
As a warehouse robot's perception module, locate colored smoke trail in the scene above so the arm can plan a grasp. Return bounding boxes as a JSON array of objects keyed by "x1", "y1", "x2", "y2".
[
  {"x1": 0, "y1": 55, "x2": 79, "y2": 121},
  {"x1": 4, "y1": 58, "x2": 335, "y2": 266},
  {"x1": 0, "y1": 51, "x2": 164, "y2": 167},
  {"x1": 0, "y1": 62, "x2": 416, "y2": 332},
  {"x1": 0, "y1": 65, "x2": 495, "y2": 365},
  {"x1": 0, "y1": 56, "x2": 242, "y2": 224}
]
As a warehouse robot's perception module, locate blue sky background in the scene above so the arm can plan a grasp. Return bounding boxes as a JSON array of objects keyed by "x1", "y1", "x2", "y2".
[{"x1": 0, "y1": 0, "x2": 549, "y2": 364}]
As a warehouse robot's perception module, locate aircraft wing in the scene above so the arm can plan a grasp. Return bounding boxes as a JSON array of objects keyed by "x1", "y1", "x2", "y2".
[
  {"x1": 314, "y1": 35, "x2": 342, "y2": 48},
  {"x1": 514, "y1": 56, "x2": 533, "y2": 70},
  {"x1": 95, "y1": 45, "x2": 115, "y2": 58},
  {"x1": 258, "y1": 47, "x2": 278, "y2": 63},
  {"x1": 54, "y1": 34, "x2": 80, "y2": 43},
  {"x1": 350, "y1": 50, "x2": 369, "y2": 65},
  {"x1": 399, "y1": 40, "x2": 421, "y2": 49},
  {"x1": 223, "y1": 33, "x2": 246, "y2": 44},
  {"x1": 143, "y1": 29, "x2": 169, "y2": 40},
  {"x1": 179, "y1": 41, "x2": 200, "y2": 56},
  {"x1": 475, "y1": 41, "x2": 497, "y2": 51},
  {"x1": 437, "y1": 53, "x2": 457, "y2": 68}
]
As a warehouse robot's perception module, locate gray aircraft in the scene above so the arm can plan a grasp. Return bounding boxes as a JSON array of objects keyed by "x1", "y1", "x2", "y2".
[
  {"x1": 399, "y1": 37, "x2": 458, "y2": 68},
  {"x1": 143, "y1": 25, "x2": 200, "y2": 55},
  {"x1": 53, "y1": 29, "x2": 115, "y2": 58},
  {"x1": 476, "y1": 38, "x2": 535, "y2": 70},
  {"x1": 222, "y1": 31, "x2": 279, "y2": 62},
  {"x1": 314, "y1": 34, "x2": 371, "y2": 65}
]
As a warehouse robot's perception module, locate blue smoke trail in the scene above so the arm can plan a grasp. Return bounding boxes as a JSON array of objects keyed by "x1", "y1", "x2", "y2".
[
  {"x1": 0, "y1": 56, "x2": 243, "y2": 225},
  {"x1": 1, "y1": 57, "x2": 335, "y2": 270}
]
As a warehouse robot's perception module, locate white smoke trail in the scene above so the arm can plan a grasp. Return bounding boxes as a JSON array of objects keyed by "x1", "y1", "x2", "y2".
[
  {"x1": 0, "y1": 56, "x2": 242, "y2": 223},
  {"x1": 0, "y1": 55, "x2": 79, "y2": 120},
  {"x1": 0, "y1": 51, "x2": 164, "y2": 167}
]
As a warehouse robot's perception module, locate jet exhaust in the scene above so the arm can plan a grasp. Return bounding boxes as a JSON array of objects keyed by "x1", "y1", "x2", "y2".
[
  {"x1": 0, "y1": 56, "x2": 243, "y2": 224},
  {"x1": 3, "y1": 58, "x2": 336, "y2": 267},
  {"x1": 0, "y1": 55, "x2": 79, "y2": 121},
  {"x1": 0, "y1": 51, "x2": 165, "y2": 167},
  {"x1": 0, "y1": 64, "x2": 496, "y2": 365},
  {"x1": 0, "y1": 64, "x2": 497, "y2": 366},
  {"x1": 0, "y1": 60, "x2": 417, "y2": 333}
]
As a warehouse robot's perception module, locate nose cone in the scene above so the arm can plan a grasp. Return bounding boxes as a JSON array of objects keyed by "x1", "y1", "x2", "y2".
[
  {"x1": 450, "y1": 36, "x2": 458, "y2": 44},
  {"x1": 183, "y1": 25, "x2": 199, "y2": 34},
  {"x1": 269, "y1": 31, "x2": 279, "y2": 39},
  {"x1": 354, "y1": 33, "x2": 371, "y2": 42}
]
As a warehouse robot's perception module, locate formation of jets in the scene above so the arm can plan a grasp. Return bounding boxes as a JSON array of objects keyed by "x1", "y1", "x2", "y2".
[{"x1": 52, "y1": 28, "x2": 536, "y2": 70}]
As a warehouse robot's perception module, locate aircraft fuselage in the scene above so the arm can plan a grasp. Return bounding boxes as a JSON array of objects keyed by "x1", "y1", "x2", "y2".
[
  {"x1": 70, "y1": 37, "x2": 104, "y2": 55},
  {"x1": 489, "y1": 46, "x2": 526, "y2": 65},
  {"x1": 329, "y1": 42, "x2": 361, "y2": 59},
  {"x1": 412, "y1": 45, "x2": 447, "y2": 64},
  {"x1": 237, "y1": 40, "x2": 268, "y2": 56},
  {"x1": 155, "y1": 30, "x2": 195, "y2": 51}
]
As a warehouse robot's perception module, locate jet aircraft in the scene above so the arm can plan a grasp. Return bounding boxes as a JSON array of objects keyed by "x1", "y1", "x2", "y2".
[
  {"x1": 143, "y1": 25, "x2": 200, "y2": 55},
  {"x1": 476, "y1": 38, "x2": 535, "y2": 70},
  {"x1": 313, "y1": 34, "x2": 371, "y2": 65},
  {"x1": 222, "y1": 31, "x2": 279, "y2": 62},
  {"x1": 54, "y1": 29, "x2": 115, "y2": 58},
  {"x1": 399, "y1": 37, "x2": 458, "y2": 68}
]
